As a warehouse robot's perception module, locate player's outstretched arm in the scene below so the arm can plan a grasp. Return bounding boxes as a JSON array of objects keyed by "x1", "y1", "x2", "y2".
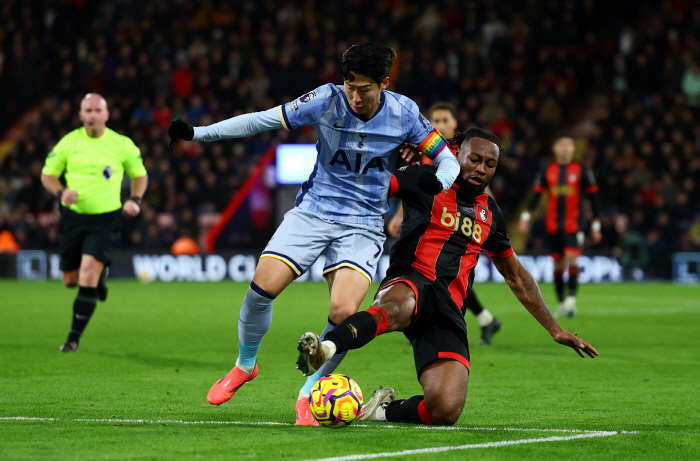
[
  {"x1": 491, "y1": 253, "x2": 599, "y2": 358},
  {"x1": 430, "y1": 148, "x2": 460, "y2": 192},
  {"x1": 167, "y1": 107, "x2": 284, "y2": 147}
]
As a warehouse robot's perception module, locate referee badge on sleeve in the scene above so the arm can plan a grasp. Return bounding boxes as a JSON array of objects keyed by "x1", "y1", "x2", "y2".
[{"x1": 102, "y1": 165, "x2": 113, "y2": 180}]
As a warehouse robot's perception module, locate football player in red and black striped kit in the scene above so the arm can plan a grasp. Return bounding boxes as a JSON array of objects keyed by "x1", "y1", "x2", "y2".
[
  {"x1": 519, "y1": 133, "x2": 602, "y2": 318},
  {"x1": 297, "y1": 128, "x2": 597, "y2": 426},
  {"x1": 388, "y1": 102, "x2": 502, "y2": 345}
]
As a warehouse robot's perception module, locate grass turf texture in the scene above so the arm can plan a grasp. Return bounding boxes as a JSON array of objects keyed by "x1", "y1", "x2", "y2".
[{"x1": 0, "y1": 280, "x2": 698, "y2": 460}]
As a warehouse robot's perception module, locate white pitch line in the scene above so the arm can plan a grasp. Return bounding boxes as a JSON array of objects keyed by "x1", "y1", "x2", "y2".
[
  {"x1": 0, "y1": 417, "x2": 60, "y2": 421},
  {"x1": 0, "y1": 417, "x2": 290, "y2": 426},
  {"x1": 0, "y1": 417, "x2": 636, "y2": 434},
  {"x1": 302, "y1": 431, "x2": 622, "y2": 461},
  {"x1": 73, "y1": 418, "x2": 290, "y2": 426},
  {"x1": 352, "y1": 424, "x2": 610, "y2": 433}
]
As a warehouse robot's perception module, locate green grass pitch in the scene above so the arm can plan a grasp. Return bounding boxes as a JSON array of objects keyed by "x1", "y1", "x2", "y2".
[{"x1": 1, "y1": 280, "x2": 698, "y2": 460}]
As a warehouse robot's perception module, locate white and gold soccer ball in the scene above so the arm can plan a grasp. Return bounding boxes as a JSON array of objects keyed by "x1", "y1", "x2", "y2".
[{"x1": 309, "y1": 374, "x2": 363, "y2": 428}]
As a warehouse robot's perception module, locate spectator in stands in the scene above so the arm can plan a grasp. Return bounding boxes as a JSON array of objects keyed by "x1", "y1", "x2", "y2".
[{"x1": 0, "y1": 0, "x2": 698, "y2": 280}]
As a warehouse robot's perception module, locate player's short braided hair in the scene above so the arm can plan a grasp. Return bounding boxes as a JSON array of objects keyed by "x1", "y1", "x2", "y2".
[
  {"x1": 341, "y1": 43, "x2": 397, "y2": 84},
  {"x1": 451, "y1": 127, "x2": 501, "y2": 156}
]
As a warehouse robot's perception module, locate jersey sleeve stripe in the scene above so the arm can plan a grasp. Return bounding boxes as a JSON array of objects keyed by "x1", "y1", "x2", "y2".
[
  {"x1": 277, "y1": 106, "x2": 290, "y2": 131},
  {"x1": 533, "y1": 185, "x2": 545, "y2": 193},
  {"x1": 584, "y1": 185, "x2": 599, "y2": 194},
  {"x1": 486, "y1": 247, "x2": 514, "y2": 259},
  {"x1": 417, "y1": 129, "x2": 448, "y2": 160}
]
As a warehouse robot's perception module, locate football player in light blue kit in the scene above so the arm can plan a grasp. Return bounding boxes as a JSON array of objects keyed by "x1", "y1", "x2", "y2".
[{"x1": 167, "y1": 43, "x2": 460, "y2": 425}]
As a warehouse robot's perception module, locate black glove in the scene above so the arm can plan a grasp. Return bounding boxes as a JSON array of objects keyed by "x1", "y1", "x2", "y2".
[
  {"x1": 167, "y1": 118, "x2": 194, "y2": 147},
  {"x1": 417, "y1": 169, "x2": 443, "y2": 195}
]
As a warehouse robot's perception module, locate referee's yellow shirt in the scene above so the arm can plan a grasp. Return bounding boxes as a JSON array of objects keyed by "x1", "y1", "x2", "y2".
[{"x1": 42, "y1": 127, "x2": 147, "y2": 215}]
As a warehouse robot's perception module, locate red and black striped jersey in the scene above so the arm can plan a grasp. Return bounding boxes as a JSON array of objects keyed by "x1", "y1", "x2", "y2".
[
  {"x1": 531, "y1": 161, "x2": 599, "y2": 235},
  {"x1": 388, "y1": 165, "x2": 513, "y2": 311}
]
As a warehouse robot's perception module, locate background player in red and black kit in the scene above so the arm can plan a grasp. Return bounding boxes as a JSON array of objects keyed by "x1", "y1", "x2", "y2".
[
  {"x1": 388, "y1": 102, "x2": 502, "y2": 345},
  {"x1": 297, "y1": 128, "x2": 597, "y2": 426},
  {"x1": 519, "y1": 133, "x2": 602, "y2": 318}
]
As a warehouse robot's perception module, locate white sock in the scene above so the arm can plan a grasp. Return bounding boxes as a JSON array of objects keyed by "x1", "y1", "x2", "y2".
[
  {"x1": 477, "y1": 309, "x2": 494, "y2": 327},
  {"x1": 376, "y1": 403, "x2": 388, "y2": 421},
  {"x1": 235, "y1": 360, "x2": 256, "y2": 375},
  {"x1": 297, "y1": 390, "x2": 309, "y2": 400},
  {"x1": 321, "y1": 340, "x2": 337, "y2": 360}
]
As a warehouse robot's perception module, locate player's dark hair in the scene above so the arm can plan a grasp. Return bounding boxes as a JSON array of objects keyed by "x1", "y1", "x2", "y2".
[
  {"x1": 452, "y1": 127, "x2": 500, "y2": 150},
  {"x1": 551, "y1": 130, "x2": 574, "y2": 144},
  {"x1": 341, "y1": 43, "x2": 397, "y2": 84},
  {"x1": 428, "y1": 102, "x2": 457, "y2": 119}
]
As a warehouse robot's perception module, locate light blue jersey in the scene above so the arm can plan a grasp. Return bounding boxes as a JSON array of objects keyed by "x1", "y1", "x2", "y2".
[
  {"x1": 192, "y1": 83, "x2": 458, "y2": 229},
  {"x1": 278, "y1": 84, "x2": 444, "y2": 228}
]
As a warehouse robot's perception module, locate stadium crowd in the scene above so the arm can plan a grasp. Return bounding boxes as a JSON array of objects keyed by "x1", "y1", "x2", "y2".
[{"x1": 1, "y1": 0, "x2": 699, "y2": 277}]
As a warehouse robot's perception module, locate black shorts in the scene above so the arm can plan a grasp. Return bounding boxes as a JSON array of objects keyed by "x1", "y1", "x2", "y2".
[
  {"x1": 378, "y1": 271, "x2": 470, "y2": 379},
  {"x1": 547, "y1": 232, "x2": 583, "y2": 260},
  {"x1": 59, "y1": 207, "x2": 122, "y2": 272}
]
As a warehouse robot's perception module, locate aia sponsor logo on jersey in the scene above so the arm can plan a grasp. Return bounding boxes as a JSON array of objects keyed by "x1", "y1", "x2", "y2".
[{"x1": 330, "y1": 150, "x2": 384, "y2": 175}]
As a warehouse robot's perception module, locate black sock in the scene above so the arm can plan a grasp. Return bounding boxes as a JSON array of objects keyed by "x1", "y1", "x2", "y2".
[
  {"x1": 67, "y1": 287, "x2": 98, "y2": 343},
  {"x1": 465, "y1": 290, "x2": 483, "y2": 316},
  {"x1": 385, "y1": 395, "x2": 431, "y2": 425},
  {"x1": 554, "y1": 270, "x2": 565, "y2": 302},
  {"x1": 324, "y1": 307, "x2": 388, "y2": 354},
  {"x1": 568, "y1": 266, "x2": 579, "y2": 297}
]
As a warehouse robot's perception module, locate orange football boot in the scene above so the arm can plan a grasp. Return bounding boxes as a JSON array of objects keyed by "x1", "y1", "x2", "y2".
[
  {"x1": 295, "y1": 397, "x2": 319, "y2": 426},
  {"x1": 207, "y1": 365, "x2": 259, "y2": 405}
]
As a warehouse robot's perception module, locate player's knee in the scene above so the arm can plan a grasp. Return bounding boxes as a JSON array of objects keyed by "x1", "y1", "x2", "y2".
[
  {"x1": 376, "y1": 301, "x2": 400, "y2": 322},
  {"x1": 63, "y1": 277, "x2": 78, "y2": 288},
  {"x1": 384, "y1": 302, "x2": 412, "y2": 330},
  {"x1": 427, "y1": 399, "x2": 464, "y2": 426},
  {"x1": 62, "y1": 270, "x2": 79, "y2": 287},
  {"x1": 424, "y1": 391, "x2": 465, "y2": 426},
  {"x1": 328, "y1": 304, "x2": 357, "y2": 324}
]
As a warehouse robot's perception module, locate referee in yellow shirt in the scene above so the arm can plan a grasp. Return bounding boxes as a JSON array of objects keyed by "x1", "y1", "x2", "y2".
[{"x1": 41, "y1": 93, "x2": 148, "y2": 352}]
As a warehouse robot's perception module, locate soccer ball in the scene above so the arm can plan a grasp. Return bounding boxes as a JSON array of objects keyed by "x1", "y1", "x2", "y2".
[{"x1": 308, "y1": 374, "x2": 363, "y2": 428}]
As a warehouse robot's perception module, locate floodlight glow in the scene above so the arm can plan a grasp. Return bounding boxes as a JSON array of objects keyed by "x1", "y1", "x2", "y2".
[{"x1": 275, "y1": 144, "x2": 318, "y2": 184}]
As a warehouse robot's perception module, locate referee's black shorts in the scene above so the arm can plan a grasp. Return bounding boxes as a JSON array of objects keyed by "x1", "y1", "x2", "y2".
[
  {"x1": 378, "y1": 270, "x2": 471, "y2": 379},
  {"x1": 59, "y1": 207, "x2": 122, "y2": 272}
]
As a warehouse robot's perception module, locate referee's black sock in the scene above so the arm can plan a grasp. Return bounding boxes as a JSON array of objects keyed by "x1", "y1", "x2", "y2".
[
  {"x1": 67, "y1": 287, "x2": 98, "y2": 343},
  {"x1": 554, "y1": 270, "x2": 565, "y2": 303},
  {"x1": 385, "y1": 395, "x2": 431, "y2": 425},
  {"x1": 324, "y1": 307, "x2": 390, "y2": 354},
  {"x1": 568, "y1": 266, "x2": 580, "y2": 297}
]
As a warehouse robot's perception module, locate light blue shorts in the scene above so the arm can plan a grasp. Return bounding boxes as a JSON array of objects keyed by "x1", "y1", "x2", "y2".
[{"x1": 261, "y1": 208, "x2": 386, "y2": 283}]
